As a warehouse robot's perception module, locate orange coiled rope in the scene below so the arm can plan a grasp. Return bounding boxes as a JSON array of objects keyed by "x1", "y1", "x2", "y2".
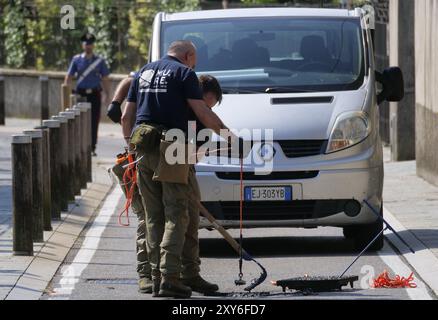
[
  {"x1": 372, "y1": 270, "x2": 417, "y2": 288},
  {"x1": 118, "y1": 152, "x2": 137, "y2": 227}
]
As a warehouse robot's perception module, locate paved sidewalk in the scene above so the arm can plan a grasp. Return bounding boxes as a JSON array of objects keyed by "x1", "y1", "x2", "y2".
[
  {"x1": 383, "y1": 147, "x2": 438, "y2": 295},
  {"x1": 383, "y1": 148, "x2": 438, "y2": 259},
  {"x1": 0, "y1": 118, "x2": 123, "y2": 299}
]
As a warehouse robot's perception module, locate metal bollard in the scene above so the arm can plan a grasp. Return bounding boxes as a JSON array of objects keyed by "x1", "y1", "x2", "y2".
[
  {"x1": 43, "y1": 119, "x2": 62, "y2": 220},
  {"x1": 51, "y1": 115, "x2": 69, "y2": 211},
  {"x1": 0, "y1": 76, "x2": 5, "y2": 125},
  {"x1": 74, "y1": 105, "x2": 87, "y2": 189},
  {"x1": 34, "y1": 125, "x2": 52, "y2": 231},
  {"x1": 23, "y1": 130, "x2": 44, "y2": 242},
  {"x1": 12, "y1": 134, "x2": 33, "y2": 256},
  {"x1": 60, "y1": 111, "x2": 76, "y2": 200},
  {"x1": 67, "y1": 107, "x2": 82, "y2": 195},
  {"x1": 78, "y1": 102, "x2": 92, "y2": 183},
  {"x1": 40, "y1": 76, "x2": 49, "y2": 122}
]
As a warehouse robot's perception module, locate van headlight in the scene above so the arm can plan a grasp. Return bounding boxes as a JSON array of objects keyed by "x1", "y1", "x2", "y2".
[{"x1": 326, "y1": 112, "x2": 371, "y2": 153}]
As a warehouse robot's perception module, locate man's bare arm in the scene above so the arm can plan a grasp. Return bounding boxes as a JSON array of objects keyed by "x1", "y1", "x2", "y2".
[
  {"x1": 101, "y1": 76, "x2": 111, "y2": 104},
  {"x1": 112, "y1": 77, "x2": 133, "y2": 103},
  {"x1": 121, "y1": 101, "x2": 137, "y2": 144},
  {"x1": 187, "y1": 99, "x2": 229, "y2": 135},
  {"x1": 188, "y1": 99, "x2": 242, "y2": 156}
]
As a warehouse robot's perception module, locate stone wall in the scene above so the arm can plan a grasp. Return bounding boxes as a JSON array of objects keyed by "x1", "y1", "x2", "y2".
[
  {"x1": 389, "y1": 0, "x2": 416, "y2": 161},
  {"x1": 415, "y1": 0, "x2": 438, "y2": 186},
  {"x1": 371, "y1": 0, "x2": 390, "y2": 145},
  {"x1": 0, "y1": 68, "x2": 125, "y2": 122}
]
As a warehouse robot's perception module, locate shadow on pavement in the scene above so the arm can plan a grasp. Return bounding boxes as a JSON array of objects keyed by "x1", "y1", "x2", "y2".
[{"x1": 199, "y1": 235, "x2": 362, "y2": 258}]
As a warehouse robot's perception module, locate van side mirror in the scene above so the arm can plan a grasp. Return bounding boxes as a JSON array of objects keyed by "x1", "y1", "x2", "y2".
[{"x1": 375, "y1": 67, "x2": 405, "y2": 104}]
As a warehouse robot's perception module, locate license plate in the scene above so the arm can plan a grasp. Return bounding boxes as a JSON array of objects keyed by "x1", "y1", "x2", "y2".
[{"x1": 244, "y1": 186, "x2": 292, "y2": 201}]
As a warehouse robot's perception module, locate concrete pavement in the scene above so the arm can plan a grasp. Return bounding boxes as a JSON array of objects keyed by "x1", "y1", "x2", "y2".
[
  {"x1": 0, "y1": 118, "x2": 123, "y2": 300},
  {"x1": 383, "y1": 148, "x2": 438, "y2": 295},
  {"x1": 2, "y1": 119, "x2": 438, "y2": 299}
]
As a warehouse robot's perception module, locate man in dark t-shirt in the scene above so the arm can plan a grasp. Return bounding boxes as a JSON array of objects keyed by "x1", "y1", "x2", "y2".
[{"x1": 122, "y1": 40, "x2": 238, "y2": 299}]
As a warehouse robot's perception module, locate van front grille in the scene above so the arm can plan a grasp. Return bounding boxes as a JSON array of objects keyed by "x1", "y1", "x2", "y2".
[{"x1": 278, "y1": 140, "x2": 327, "y2": 158}]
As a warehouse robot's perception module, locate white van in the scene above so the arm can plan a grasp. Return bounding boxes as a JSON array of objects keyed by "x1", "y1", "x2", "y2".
[{"x1": 149, "y1": 7, "x2": 404, "y2": 250}]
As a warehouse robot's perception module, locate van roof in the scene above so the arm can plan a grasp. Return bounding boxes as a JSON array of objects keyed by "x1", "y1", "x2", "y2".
[{"x1": 161, "y1": 7, "x2": 360, "y2": 22}]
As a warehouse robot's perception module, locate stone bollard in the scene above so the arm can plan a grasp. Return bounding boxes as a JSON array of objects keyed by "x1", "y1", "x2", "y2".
[
  {"x1": 0, "y1": 76, "x2": 5, "y2": 125},
  {"x1": 67, "y1": 107, "x2": 82, "y2": 195},
  {"x1": 12, "y1": 134, "x2": 33, "y2": 256},
  {"x1": 78, "y1": 102, "x2": 92, "y2": 183},
  {"x1": 74, "y1": 105, "x2": 87, "y2": 189},
  {"x1": 86, "y1": 103, "x2": 92, "y2": 182},
  {"x1": 60, "y1": 111, "x2": 77, "y2": 200},
  {"x1": 40, "y1": 76, "x2": 49, "y2": 122},
  {"x1": 51, "y1": 115, "x2": 69, "y2": 211},
  {"x1": 43, "y1": 119, "x2": 62, "y2": 220},
  {"x1": 34, "y1": 125, "x2": 52, "y2": 231},
  {"x1": 22, "y1": 130, "x2": 44, "y2": 242},
  {"x1": 69, "y1": 94, "x2": 77, "y2": 109}
]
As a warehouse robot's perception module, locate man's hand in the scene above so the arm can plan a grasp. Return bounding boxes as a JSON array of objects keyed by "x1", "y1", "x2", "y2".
[
  {"x1": 228, "y1": 136, "x2": 245, "y2": 159},
  {"x1": 107, "y1": 101, "x2": 122, "y2": 123},
  {"x1": 238, "y1": 137, "x2": 244, "y2": 159}
]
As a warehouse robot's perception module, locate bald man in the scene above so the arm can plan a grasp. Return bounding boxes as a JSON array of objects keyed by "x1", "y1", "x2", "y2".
[{"x1": 122, "y1": 40, "x2": 239, "y2": 298}]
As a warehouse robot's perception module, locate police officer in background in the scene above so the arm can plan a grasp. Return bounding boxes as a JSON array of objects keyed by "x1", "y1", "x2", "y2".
[
  {"x1": 122, "y1": 40, "x2": 241, "y2": 298},
  {"x1": 64, "y1": 32, "x2": 111, "y2": 156}
]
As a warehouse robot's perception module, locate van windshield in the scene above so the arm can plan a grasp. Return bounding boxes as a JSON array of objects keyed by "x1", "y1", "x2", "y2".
[{"x1": 161, "y1": 17, "x2": 365, "y2": 93}]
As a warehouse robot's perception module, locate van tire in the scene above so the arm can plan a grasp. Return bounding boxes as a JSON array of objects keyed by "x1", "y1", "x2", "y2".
[{"x1": 343, "y1": 206, "x2": 384, "y2": 252}]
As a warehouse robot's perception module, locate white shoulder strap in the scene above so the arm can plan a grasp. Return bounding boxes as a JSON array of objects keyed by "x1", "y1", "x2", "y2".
[{"x1": 77, "y1": 57, "x2": 103, "y2": 87}]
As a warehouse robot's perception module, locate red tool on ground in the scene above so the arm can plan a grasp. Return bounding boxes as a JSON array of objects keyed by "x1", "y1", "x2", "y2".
[
  {"x1": 116, "y1": 151, "x2": 137, "y2": 227},
  {"x1": 372, "y1": 270, "x2": 417, "y2": 289}
]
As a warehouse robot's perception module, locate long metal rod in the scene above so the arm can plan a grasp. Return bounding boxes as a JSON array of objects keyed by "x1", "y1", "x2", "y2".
[
  {"x1": 339, "y1": 227, "x2": 387, "y2": 278},
  {"x1": 363, "y1": 199, "x2": 415, "y2": 254}
]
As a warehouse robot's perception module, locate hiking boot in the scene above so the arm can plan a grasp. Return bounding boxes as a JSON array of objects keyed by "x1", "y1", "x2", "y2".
[
  {"x1": 158, "y1": 274, "x2": 192, "y2": 298},
  {"x1": 151, "y1": 271, "x2": 162, "y2": 298},
  {"x1": 182, "y1": 275, "x2": 219, "y2": 294},
  {"x1": 138, "y1": 277, "x2": 153, "y2": 294}
]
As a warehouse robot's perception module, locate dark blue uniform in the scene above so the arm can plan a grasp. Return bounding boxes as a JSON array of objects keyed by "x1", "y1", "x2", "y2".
[
  {"x1": 67, "y1": 53, "x2": 110, "y2": 152},
  {"x1": 127, "y1": 55, "x2": 202, "y2": 132}
]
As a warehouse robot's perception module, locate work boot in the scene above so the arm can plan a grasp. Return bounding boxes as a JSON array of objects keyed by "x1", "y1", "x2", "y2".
[
  {"x1": 182, "y1": 275, "x2": 219, "y2": 294},
  {"x1": 158, "y1": 274, "x2": 192, "y2": 298},
  {"x1": 151, "y1": 270, "x2": 161, "y2": 298},
  {"x1": 138, "y1": 277, "x2": 153, "y2": 294}
]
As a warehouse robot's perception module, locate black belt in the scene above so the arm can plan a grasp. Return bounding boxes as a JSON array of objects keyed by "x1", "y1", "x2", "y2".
[
  {"x1": 137, "y1": 121, "x2": 189, "y2": 142},
  {"x1": 75, "y1": 88, "x2": 101, "y2": 95}
]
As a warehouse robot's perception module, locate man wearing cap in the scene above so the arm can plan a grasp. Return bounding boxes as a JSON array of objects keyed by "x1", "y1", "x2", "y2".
[{"x1": 64, "y1": 32, "x2": 111, "y2": 156}]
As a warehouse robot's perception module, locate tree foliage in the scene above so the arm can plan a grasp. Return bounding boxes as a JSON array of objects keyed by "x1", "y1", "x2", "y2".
[
  {"x1": 4, "y1": 0, "x2": 27, "y2": 68},
  {"x1": 128, "y1": 0, "x2": 199, "y2": 69},
  {"x1": 0, "y1": 0, "x2": 366, "y2": 72}
]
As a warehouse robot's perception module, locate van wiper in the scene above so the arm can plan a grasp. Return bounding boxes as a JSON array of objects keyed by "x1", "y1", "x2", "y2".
[
  {"x1": 222, "y1": 87, "x2": 264, "y2": 94},
  {"x1": 264, "y1": 87, "x2": 319, "y2": 93}
]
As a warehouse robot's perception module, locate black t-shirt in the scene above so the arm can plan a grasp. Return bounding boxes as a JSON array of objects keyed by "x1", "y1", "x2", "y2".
[{"x1": 127, "y1": 55, "x2": 203, "y2": 132}]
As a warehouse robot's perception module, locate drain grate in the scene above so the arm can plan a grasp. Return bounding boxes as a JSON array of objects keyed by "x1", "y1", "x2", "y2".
[{"x1": 86, "y1": 278, "x2": 137, "y2": 285}]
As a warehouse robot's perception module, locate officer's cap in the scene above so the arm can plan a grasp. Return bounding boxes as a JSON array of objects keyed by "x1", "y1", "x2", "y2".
[{"x1": 81, "y1": 33, "x2": 96, "y2": 45}]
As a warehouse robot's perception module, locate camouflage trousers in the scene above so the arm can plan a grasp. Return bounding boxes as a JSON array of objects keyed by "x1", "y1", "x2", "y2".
[
  {"x1": 136, "y1": 145, "x2": 201, "y2": 278},
  {"x1": 112, "y1": 162, "x2": 151, "y2": 279}
]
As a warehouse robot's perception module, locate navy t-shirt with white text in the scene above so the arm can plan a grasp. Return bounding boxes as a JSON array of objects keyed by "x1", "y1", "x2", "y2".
[{"x1": 127, "y1": 55, "x2": 203, "y2": 132}]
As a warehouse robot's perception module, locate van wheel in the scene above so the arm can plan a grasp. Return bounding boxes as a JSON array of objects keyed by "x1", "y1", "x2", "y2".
[{"x1": 343, "y1": 206, "x2": 384, "y2": 252}]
